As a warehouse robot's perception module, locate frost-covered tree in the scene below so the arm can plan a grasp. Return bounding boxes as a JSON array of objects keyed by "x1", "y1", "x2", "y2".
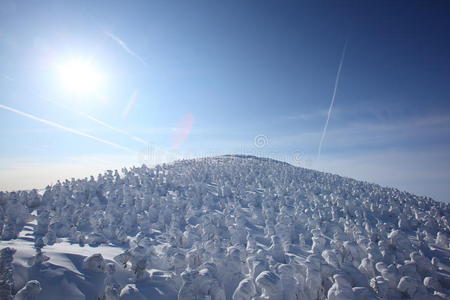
[
  {"x1": 0, "y1": 247, "x2": 16, "y2": 300},
  {"x1": 14, "y1": 280, "x2": 41, "y2": 300}
]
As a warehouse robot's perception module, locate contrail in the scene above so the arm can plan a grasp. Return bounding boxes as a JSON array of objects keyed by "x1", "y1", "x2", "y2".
[
  {"x1": 40, "y1": 96, "x2": 148, "y2": 146},
  {"x1": 39, "y1": 97, "x2": 176, "y2": 158},
  {"x1": 316, "y1": 38, "x2": 348, "y2": 162},
  {"x1": 105, "y1": 31, "x2": 148, "y2": 67},
  {"x1": 0, "y1": 103, "x2": 135, "y2": 153}
]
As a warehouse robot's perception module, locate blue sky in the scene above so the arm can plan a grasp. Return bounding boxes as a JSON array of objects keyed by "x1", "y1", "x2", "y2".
[{"x1": 1, "y1": 0, "x2": 450, "y2": 202}]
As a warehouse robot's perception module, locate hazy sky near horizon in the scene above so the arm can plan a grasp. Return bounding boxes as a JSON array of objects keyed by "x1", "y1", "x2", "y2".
[{"x1": 1, "y1": 0, "x2": 450, "y2": 201}]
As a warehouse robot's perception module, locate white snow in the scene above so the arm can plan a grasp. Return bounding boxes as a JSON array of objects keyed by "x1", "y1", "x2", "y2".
[{"x1": 0, "y1": 155, "x2": 450, "y2": 299}]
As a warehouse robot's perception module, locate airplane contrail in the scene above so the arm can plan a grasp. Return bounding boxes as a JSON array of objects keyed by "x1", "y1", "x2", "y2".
[
  {"x1": 39, "y1": 97, "x2": 177, "y2": 158},
  {"x1": 105, "y1": 31, "x2": 148, "y2": 67},
  {"x1": 316, "y1": 38, "x2": 348, "y2": 162},
  {"x1": 0, "y1": 103, "x2": 135, "y2": 153},
  {"x1": 40, "y1": 96, "x2": 148, "y2": 146}
]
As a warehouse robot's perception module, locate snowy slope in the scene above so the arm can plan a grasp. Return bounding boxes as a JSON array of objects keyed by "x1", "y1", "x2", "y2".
[{"x1": 1, "y1": 155, "x2": 450, "y2": 299}]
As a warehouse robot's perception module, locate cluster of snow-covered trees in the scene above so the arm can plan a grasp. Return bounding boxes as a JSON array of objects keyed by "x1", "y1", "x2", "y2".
[{"x1": 1, "y1": 155, "x2": 450, "y2": 299}]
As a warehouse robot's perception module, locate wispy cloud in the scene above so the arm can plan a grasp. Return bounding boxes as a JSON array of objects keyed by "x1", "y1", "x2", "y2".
[
  {"x1": 313, "y1": 149, "x2": 450, "y2": 202},
  {"x1": 105, "y1": 31, "x2": 147, "y2": 67},
  {"x1": 284, "y1": 109, "x2": 328, "y2": 121},
  {"x1": 272, "y1": 111, "x2": 450, "y2": 151},
  {"x1": 0, "y1": 103, "x2": 135, "y2": 153}
]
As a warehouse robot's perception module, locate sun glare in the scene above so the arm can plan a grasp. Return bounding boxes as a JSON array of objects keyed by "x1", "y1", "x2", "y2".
[{"x1": 58, "y1": 59, "x2": 103, "y2": 94}]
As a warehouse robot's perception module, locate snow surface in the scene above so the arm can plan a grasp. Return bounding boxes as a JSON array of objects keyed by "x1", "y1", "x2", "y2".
[{"x1": 1, "y1": 155, "x2": 450, "y2": 299}]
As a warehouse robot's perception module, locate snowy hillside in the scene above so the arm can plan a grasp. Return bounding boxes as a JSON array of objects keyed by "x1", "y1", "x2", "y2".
[{"x1": 1, "y1": 155, "x2": 450, "y2": 299}]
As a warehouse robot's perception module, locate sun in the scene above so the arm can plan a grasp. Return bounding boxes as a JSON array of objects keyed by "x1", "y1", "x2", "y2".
[{"x1": 57, "y1": 59, "x2": 104, "y2": 94}]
